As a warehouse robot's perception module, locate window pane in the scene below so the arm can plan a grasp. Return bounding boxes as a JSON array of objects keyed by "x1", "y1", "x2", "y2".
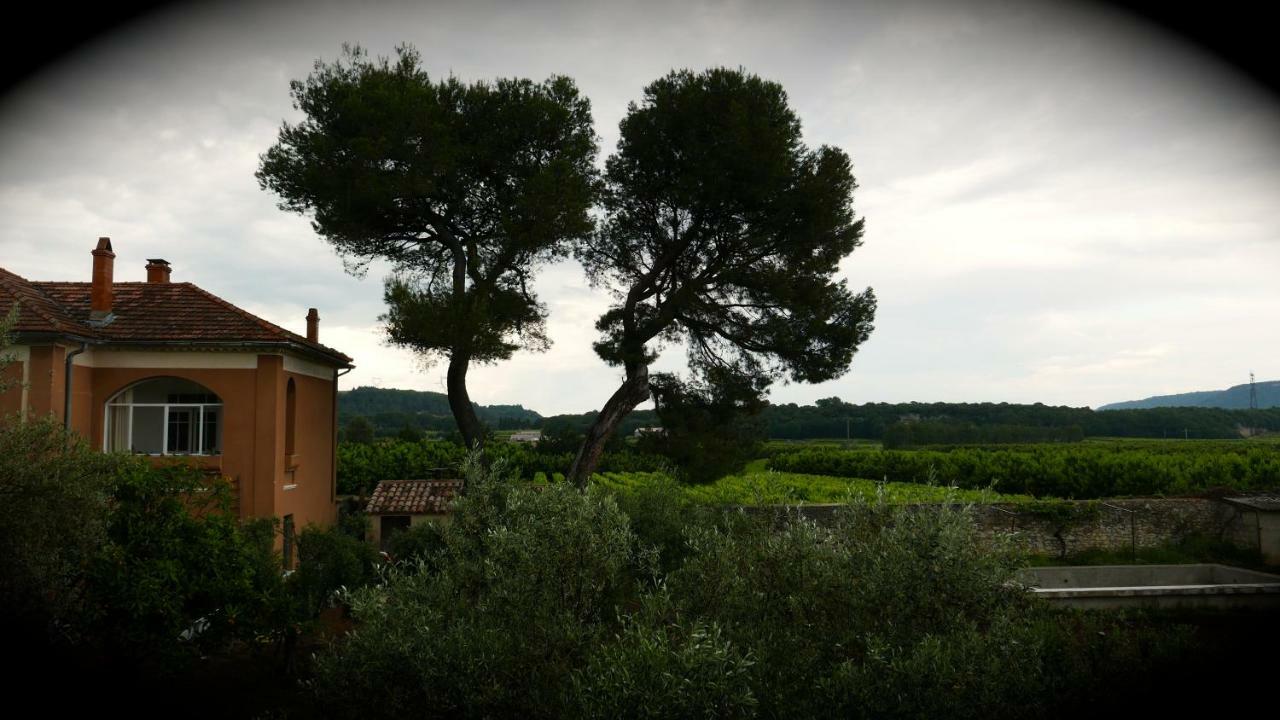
[
  {"x1": 167, "y1": 407, "x2": 196, "y2": 454},
  {"x1": 132, "y1": 406, "x2": 164, "y2": 454},
  {"x1": 202, "y1": 407, "x2": 221, "y2": 455},
  {"x1": 106, "y1": 404, "x2": 130, "y2": 452}
]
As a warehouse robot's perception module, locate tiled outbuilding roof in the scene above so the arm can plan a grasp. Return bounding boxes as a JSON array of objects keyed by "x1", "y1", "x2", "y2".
[
  {"x1": 365, "y1": 479, "x2": 464, "y2": 515},
  {"x1": 1224, "y1": 495, "x2": 1280, "y2": 512},
  {"x1": 0, "y1": 268, "x2": 351, "y2": 367}
]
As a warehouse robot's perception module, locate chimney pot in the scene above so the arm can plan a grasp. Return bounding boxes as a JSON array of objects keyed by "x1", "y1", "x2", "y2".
[
  {"x1": 145, "y1": 258, "x2": 172, "y2": 283},
  {"x1": 90, "y1": 237, "x2": 115, "y2": 321},
  {"x1": 306, "y1": 308, "x2": 320, "y2": 343}
]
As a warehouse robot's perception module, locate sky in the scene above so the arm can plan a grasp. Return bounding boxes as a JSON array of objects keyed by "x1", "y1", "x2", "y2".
[{"x1": 0, "y1": 0, "x2": 1277, "y2": 415}]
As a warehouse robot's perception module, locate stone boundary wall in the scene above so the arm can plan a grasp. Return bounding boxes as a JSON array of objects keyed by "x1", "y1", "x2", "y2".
[
  {"x1": 754, "y1": 499, "x2": 1257, "y2": 560},
  {"x1": 968, "y1": 499, "x2": 1251, "y2": 558}
]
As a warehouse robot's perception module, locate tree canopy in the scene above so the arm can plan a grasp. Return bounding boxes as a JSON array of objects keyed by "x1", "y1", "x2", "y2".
[
  {"x1": 568, "y1": 67, "x2": 877, "y2": 486},
  {"x1": 257, "y1": 45, "x2": 599, "y2": 448}
]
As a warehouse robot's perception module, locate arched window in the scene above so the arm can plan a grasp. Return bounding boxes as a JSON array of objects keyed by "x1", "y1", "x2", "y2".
[
  {"x1": 104, "y1": 377, "x2": 223, "y2": 455},
  {"x1": 285, "y1": 378, "x2": 297, "y2": 456}
]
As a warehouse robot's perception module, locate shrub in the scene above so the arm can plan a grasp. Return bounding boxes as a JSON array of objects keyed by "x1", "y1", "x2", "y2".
[
  {"x1": 291, "y1": 524, "x2": 381, "y2": 616},
  {"x1": 607, "y1": 475, "x2": 708, "y2": 572},
  {"x1": 311, "y1": 456, "x2": 640, "y2": 718},
  {"x1": 572, "y1": 592, "x2": 757, "y2": 720},
  {"x1": 83, "y1": 460, "x2": 283, "y2": 664},
  {"x1": 311, "y1": 460, "x2": 1205, "y2": 719},
  {"x1": 0, "y1": 416, "x2": 121, "y2": 641},
  {"x1": 385, "y1": 519, "x2": 447, "y2": 563},
  {"x1": 663, "y1": 498, "x2": 1025, "y2": 715}
]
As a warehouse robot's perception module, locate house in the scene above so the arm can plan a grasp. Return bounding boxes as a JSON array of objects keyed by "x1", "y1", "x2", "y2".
[
  {"x1": 509, "y1": 430, "x2": 542, "y2": 444},
  {"x1": 0, "y1": 237, "x2": 354, "y2": 535},
  {"x1": 364, "y1": 478, "x2": 463, "y2": 550}
]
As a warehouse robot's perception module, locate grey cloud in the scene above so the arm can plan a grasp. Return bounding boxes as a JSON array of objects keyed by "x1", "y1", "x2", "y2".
[{"x1": 1, "y1": 0, "x2": 1277, "y2": 414}]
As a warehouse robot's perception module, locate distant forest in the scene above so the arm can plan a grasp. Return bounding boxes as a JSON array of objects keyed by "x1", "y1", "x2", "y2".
[{"x1": 339, "y1": 387, "x2": 1280, "y2": 443}]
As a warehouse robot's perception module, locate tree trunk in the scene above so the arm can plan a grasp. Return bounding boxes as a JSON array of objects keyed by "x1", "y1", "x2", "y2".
[
  {"x1": 567, "y1": 364, "x2": 651, "y2": 489},
  {"x1": 446, "y1": 351, "x2": 485, "y2": 451}
]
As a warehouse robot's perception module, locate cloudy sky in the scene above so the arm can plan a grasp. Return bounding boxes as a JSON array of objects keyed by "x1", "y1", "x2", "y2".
[{"x1": 1, "y1": 0, "x2": 1276, "y2": 414}]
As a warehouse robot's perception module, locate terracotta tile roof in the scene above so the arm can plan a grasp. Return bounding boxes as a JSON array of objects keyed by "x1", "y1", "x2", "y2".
[
  {"x1": 0, "y1": 268, "x2": 89, "y2": 337},
  {"x1": 0, "y1": 267, "x2": 351, "y2": 366},
  {"x1": 1224, "y1": 495, "x2": 1280, "y2": 512},
  {"x1": 366, "y1": 479, "x2": 463, "y2": 515}
]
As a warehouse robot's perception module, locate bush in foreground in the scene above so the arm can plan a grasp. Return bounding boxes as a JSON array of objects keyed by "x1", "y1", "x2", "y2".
[{"x1": 309, "y1": 459, "x2": 1199, "y2": 718}]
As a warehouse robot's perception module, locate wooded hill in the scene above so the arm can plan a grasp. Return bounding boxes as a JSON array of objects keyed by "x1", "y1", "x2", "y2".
[
  {"x1": 338, "y1": 386, "x2": 543, "y2": 435},
  {"x1": 1099, "y1": 379, "x2": 1279, "y2": 410},
  {"x1": 340, "y1": 387, "x2": 1280, "y2": 442}
]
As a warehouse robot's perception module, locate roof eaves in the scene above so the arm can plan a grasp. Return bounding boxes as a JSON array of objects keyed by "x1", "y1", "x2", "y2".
[
  {"x1": 99, "y1": 339, "x2": 355, "y2": 368},
  {"x1": 180, "y1": 282, "x2": 354, "y2": 366}
]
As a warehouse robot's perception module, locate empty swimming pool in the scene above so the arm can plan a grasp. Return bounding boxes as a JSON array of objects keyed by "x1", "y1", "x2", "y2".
[{"x1": 1019, "y1": 564, "x2": 1280, "y2": 609}]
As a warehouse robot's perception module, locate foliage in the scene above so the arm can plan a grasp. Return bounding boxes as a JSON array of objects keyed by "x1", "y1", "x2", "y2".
[
  {"x1": 338, "y1": 385, "x2": 542, "y2": 432},
  {"x1": 385, "y1": 519, "x2": 447, "y2": 563},
  {"x1": 336, "y1": 437, "x2": 669, "y2": 495},
  {"x1": 311, "y1": 452, "x2": 1204, "y2": 718},
  {"x1": 290, "y1": 524, "x2": 381, "y2": 618},
  {"x1": 883, "y1": 420, "x2": 1084, "y2": 448},
  {"x1": 311, "y1": 457, "x2": 639, "y2": 718},
  {"x1": 338, "y1": 389, "x2": 1280, "y2": 445},
  {"x1": 0, "y1": 302, "x2": 18, "y2": 395},
  {"x1": 606, "y1": 475, "x2": 711, "y2": 572},
  {"x1": 640, "y1": 370, "x2": 766, "y2": 483},
  {"x1": 83, "y1": 460, "x2": 283, "y2": 663},
  {"x1": 0, "y1": 408, "x2": 360, "y2": 669},
  {"x1": 395, "y1": 423, "x2": 424, "y2": 443},
  {"x1": 0, "y1": 416, "x2": 121, "y2": 639},
  {"x1": 344, "y1": 415, "x2": 376, "y2": 444},
  {"x1": 591, "y1": 469, "x2": 1031, "y2": 506},
  {"x1": 337, "y1": 439, "x2": 468, "y2": 494},
  {"x1": 660, "y1": 499, "x2": 1027, "y2": 715},
  {"x1": 568, "y1": 66, "x2": 876, "y2": 484},
  {"x1": 572, "y1": 592, "x2": 758, "y2": 720},
  {"x1": 535, "y1": 418, "x2": 585, "y2": 454},
  {"x1": 258, "y1": 44, "x2": 599, "y2": 448},
  {"x1": 761, "y1": 396, "x2": 1280, "y2": 441},
  {"x1": 768, "y1": 444, "x2": 1280, "y2": 498}
]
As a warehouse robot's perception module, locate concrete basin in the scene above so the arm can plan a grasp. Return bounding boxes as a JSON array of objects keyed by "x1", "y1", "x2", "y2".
[{"x1": 1019, "y1": 564, "x2": 1280, "y2": 610}]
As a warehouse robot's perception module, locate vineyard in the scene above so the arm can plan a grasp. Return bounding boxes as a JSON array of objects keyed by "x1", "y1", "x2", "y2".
[
  {"x1": 338, "y1": 437, "x2": 1280, "y2": 501},
  {"x1": 767, "y1": 441, "x2": 1280, "y2": 499},
  {"x1": 336, "y1": 439, "x2": 669, "y2": 495},
  {"x1": 585, "y1": 468, "x2": 1032, "y2": 505}
]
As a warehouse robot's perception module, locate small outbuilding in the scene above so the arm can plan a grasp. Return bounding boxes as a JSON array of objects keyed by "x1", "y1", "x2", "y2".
[
  {"x1": 1223, "y1": 495, "x2": 1280, "y2": 566},
  {"x1": 365, "y1": 479, "x2": 463, "y2": 550}
]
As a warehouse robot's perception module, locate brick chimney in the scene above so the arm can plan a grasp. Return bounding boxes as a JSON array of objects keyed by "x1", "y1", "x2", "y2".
[
  {"x1": 90, "y1": 237, "x2": 115, "y2": 322},
  {"x1": 306, "y1": 308, "x2": 320, "y2": 342},
  {"x1": 145, "y1": 258, "x2": 171, "y2": 283}
]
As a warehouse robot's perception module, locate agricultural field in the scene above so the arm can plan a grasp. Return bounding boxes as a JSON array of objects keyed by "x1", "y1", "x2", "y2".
[
  {"x1": 766, "y1": 439, "x2": 1280, "y2": 499},
  {"x1": 587, "y1": 468, "x2": 1032, "y2": 505},
  {"x1": 339, "y1": 435, "x2": 1280, "y2": 502}
]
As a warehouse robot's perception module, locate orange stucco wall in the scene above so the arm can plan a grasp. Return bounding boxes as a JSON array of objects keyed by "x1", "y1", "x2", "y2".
[
  {"x1": 25, "y1": 345, "x2": 64, "y2": 419},
  {"x1": 88, "y1": 364, "x2": 260, "y2": 513},
  {"x1": 279, "y1": 370, "x2": 339, "y2": 529},
  {"x1": 1, "y1": 344, "x2": 338, "y2": 530}
]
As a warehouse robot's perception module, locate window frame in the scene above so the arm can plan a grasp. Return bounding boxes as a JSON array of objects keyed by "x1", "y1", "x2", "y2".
[{"x1": 103, "y1": 381, "x2": 224, "y2": 457}]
